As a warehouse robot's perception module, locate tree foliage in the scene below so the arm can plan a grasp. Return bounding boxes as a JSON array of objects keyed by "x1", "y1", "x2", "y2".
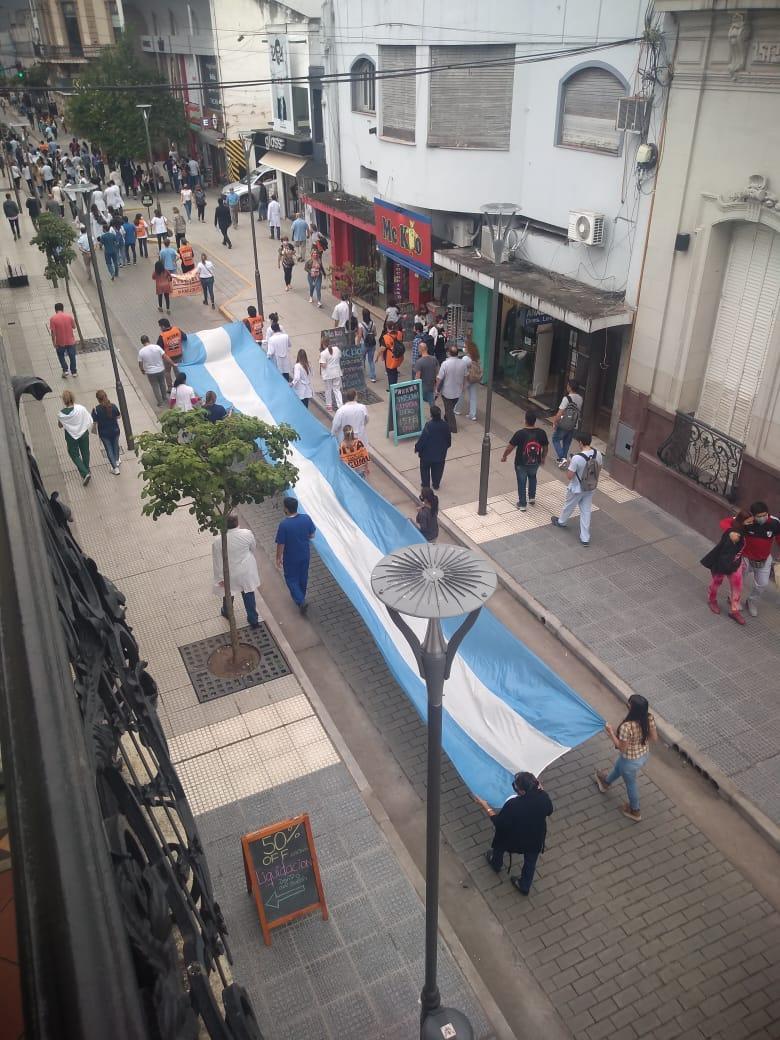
[
  {"x1": 138, "y1": 410, "x2": 299, "y2": 661},
  {"x1": 30, "y1": 212, "x2": 84, "y2": 344},
  {"x1": 65, "y1": 35, "x2": 187, "y2": 158}
]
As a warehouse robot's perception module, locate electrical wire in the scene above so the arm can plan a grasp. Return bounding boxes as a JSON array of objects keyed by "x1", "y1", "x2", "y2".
[{"x1": 15, "y1": 35, "x2": 644, "y2": 95}]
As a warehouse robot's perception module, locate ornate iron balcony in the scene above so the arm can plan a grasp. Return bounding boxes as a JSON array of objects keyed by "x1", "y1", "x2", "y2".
[
  {"x1": 657, "y1": 410, "x2": 744, "y2": 503},
  {"x1": 0, "y1": 359, "x2": 264, "y2": 1038}
]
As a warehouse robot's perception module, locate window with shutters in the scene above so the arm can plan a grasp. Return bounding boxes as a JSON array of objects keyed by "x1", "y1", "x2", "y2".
[
  {"x1": 379, "y1": 46, "x2": 416, "y2": 143},
  {"x1": 557, "y1": 65, "x2": 626, "y2": 154},
  {"x1": 351, "y1": 58, "x2": 376, "y2": 114},
  {"x1": 697, "y1": 223, "x2": 780, "y2": 442},
  {"x1": 428, "y1": 45, "x2": 514, "y2": 149}
]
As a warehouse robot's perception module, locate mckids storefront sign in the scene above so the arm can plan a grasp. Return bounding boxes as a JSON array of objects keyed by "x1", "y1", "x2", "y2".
[{"x1": 374, "y1": 198, "x2": 432, "y2": 278}]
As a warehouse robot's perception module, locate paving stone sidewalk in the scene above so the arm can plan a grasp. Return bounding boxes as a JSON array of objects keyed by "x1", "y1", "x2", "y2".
[
  {"x1": 0, "y1": 238, "x2": 497, "y2": 1040},
  {"x1": 242, "y1": 496, "x2": 780, "y2": 1040}
]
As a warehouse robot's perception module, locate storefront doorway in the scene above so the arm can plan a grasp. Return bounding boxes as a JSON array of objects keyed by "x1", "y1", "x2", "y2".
[{"x1": 493, "y1": 300, "x2": 566, "y2": 412}]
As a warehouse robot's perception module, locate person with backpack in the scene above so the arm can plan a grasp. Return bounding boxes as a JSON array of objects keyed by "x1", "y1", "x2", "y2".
[
  {"x1": 381, "y1": 322, "x2": 404, "y2": 390},
  {"x1": 501, "y1": 410, "x2": 549, "y2": 511},
  {"x1": 551, "y1": 380, "x2": 584, "y2": 468},
  {"x1": 551, "y1": 431, "x2": 602, "y2": 545},
  {"x1": 359, "y1": 308, "x2": 377, "y2": 381},
  {"x1": 455, "y1": 341, "x2": 482, "y2": 422}
]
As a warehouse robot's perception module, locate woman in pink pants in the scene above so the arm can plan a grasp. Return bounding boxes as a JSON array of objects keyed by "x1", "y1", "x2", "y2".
[{"x1": 700, "y1": 509, "x2": 751, "y2": 625}]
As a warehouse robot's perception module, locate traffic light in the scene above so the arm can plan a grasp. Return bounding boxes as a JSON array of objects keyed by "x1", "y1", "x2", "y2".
[{"x1": 15, "y1": 63, "x2": 25, "y2": 81}]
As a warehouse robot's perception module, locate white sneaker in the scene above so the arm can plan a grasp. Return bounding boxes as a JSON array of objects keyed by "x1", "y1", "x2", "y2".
[
  {"x1": 557, "y1": 458, "x2": 568, "y2": 469},
  {"x1": 112, "y1": 466, "x2": 120, "y2": 475},
  {"x1": 308, "y1": 296, "x2": 313, "y2": 303},
  {"x1": 746, "y1": 599, "x2": 758, "y2": 618}
]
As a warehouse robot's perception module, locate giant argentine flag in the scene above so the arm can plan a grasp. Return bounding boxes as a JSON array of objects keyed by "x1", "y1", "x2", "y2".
[{"x1": 181, "y1": 323, "x2": 603, "y2": 806}]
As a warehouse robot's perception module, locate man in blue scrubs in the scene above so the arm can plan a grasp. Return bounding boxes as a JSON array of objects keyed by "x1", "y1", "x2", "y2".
[{"x1": 275, "y1": 496, "x2": 316, "y2": 613}]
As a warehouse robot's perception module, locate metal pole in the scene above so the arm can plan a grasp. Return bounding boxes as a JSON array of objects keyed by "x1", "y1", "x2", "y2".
[
  {"x1": 242, "y1": 136, "x2": 264, "y2": 315},
  {"x1": 477, "y1": 235, "x2": 504, "y2": 516},
  {"x1": 76, "y1": 191, "x2": 135, "y2": 451},
  {"x1": 419, "y1": 617, "x2": 445, "y2": 1023},
  {"x1": 140, "y1": 108, "x2": 160, "y2": 212}
]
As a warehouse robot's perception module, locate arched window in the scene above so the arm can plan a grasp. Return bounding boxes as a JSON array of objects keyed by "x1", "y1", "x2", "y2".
[
  {"x1": 557, "y1": 65, "x2": 626, "y2": 154},
  {"x1": 351, "y1": 57, "x2": 376, "y2": 114}
]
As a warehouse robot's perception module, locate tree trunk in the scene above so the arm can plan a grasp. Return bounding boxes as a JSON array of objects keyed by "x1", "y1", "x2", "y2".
[
  {"x1": 64, "y1": 272, "x2": 85, "y2": 347},
  {"x1": 221, "y1": 529, "x2": 240, "y2": 665}
]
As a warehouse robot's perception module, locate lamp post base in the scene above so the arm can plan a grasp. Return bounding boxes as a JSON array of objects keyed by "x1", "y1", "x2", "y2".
[{"x1": 421, "y1": 1006, "x2": 475, "y2": 1040}]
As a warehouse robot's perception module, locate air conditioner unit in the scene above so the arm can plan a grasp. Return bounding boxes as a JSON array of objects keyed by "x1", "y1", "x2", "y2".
[
  {"x1": 568, "y1": 211, "x2": 606, "y2": 247},
  {"x1": 140, "y1": 35, "x2": 153, "y2": 51},
  {"x1": 444, "y1": 217, "x2": 476, "y2": 248},
  {"x1": 616, "y1": 96, "x2": 651, "y2": 134}
]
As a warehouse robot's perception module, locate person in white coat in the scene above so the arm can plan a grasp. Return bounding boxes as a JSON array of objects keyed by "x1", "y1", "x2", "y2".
[
  {"x1": 331, "y1": 388, "x2": 368, "y2": 444},
  {"x1": 57, "y1": 389, "x2": 93, "y2": 485},
  {"x1": 291, "y1": 349, "x2": 313, "y2": 408},
  {"x1": 266, "y1": 321, "x2": 292, "y2": 381},
  {"x1": 212, "y1": 515, "x2": 261, "y2": 628},
  {"x1": 267, "y1": 195, "x2": 282, "y2": 240},
  {"x1": 105, "y1": 181, "x2": 124, "y2": 214},
  {"x1": 319, "y1": 338, "x2": 343, "y2": 411}
]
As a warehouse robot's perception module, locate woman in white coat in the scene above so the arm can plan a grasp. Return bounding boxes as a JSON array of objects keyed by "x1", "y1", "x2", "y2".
[
  {"x1": 291, "y1": 349, "x2": 313, "y2": 408},
  {"x1": 266, "y1": 321, "x2": 292, "y2": 382},
  {"x1": 319, "y1": 336, "x2": 343, "y2": 411},
  {"x1": 57, "y1": 389, "x2": 93, "y2": 485},
  {"x1": 212, "y1": 515, "x2": 261, "y2": 628}
]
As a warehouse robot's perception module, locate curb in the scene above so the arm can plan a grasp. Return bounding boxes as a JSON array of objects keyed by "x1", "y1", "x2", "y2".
[
  {"x1": 247, "y1": 573, "x2": 518, "y2": 1040},
  {"x1": 346, "y1": 422, "x2": 780, "y2": 855}
]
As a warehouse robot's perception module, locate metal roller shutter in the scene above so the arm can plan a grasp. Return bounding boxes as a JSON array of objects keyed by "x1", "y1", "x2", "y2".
[
  {"x1": 697, "y1": 223, "x2": 780, "y2": 441},
  {"x1": 428, "y1": 45, "x2": 514, "y2": 150},
  {"x1": 379, "y1": 46, "x2": 416, "y2": 143},
  {"x1": 560, "y1": 67, "x2": 624, "y2": 153}
]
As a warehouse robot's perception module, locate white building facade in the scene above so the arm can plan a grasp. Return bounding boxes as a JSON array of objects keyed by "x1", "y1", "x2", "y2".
[
  {"x1": 314, "y1": 0, "x2": 665, "y2": 441},
  {"x1": 611, "y1": 0, "x2": 780, "y2": 531}
]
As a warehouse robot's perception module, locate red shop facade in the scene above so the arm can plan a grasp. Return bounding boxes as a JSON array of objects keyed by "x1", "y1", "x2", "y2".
[{"x1": 302, "y1": 191, "x2": 433, "y2": 310}]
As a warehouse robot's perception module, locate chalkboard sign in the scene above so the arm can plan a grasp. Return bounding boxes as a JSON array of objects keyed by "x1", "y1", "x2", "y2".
[
  {"x1": 241, "y1": 814, "x2": 327, "y2": 945},
  {"x1": 141, "y1": 193, "x2": 153, "y2": 209},
  {"x1": 388, "y1": 378, "x2": 424, "y2": 445},
  {"x1": 322, "y1": 326, "x2": 368, "y2": 400}
]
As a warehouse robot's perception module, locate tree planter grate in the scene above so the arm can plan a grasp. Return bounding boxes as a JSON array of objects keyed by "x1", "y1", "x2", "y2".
[
  {"x1": 78, "y1": 336, "x2": 110, "y2": 354},
  {"x1": 179, "y1": 623, "x2": 292, "y2": 703},
  {"x1": 315, "y1": 386, "x2": 382, "y2": 407}
]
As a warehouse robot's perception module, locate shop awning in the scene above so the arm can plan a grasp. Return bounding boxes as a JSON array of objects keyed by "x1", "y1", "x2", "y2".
[
  {"x1": 259, "y1": 151, "x2": 307, "y2": 177},
  {"x1": 197, "y1": 127, "x2": 224, "y2": 147},
  {"x1": 434, "y1": 247, "x2": 634, "y2": 334},
  {"x1": 301, "y1": 190, "x2": 376, "y2": 235}
]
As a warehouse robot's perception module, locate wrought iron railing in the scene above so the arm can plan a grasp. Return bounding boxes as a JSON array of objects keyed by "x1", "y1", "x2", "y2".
[
  {"x1": 0, "y1": 356, "x2": 263, "y2": 1039},
  {"x1": 657, "y1": 410, "x2": 744, "y2": 502}
]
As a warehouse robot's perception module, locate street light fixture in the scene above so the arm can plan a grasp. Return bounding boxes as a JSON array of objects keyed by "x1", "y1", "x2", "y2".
[
  {"x1": 238, "y1": 130, "x2": 264, "y2": 316},
  {"x1": 65, "y1": 183, "x2": 135, "y2": 452},
  {"x1": 477, "y1": 203, "x2": 521, "y2": 517},
  {"x1": 371, "y1": 543, "x2": 497, "y2": 1040},
  {"x1": 136, "y1": 104, "x2": 160, "y2": 212}
]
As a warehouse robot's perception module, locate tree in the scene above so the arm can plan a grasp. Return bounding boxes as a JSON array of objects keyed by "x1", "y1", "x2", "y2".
[
  {"x1": 333, "y1": 261, "x2": 378, "y2": 304},
  {"x1": 31, "y1": 213, "x2": 85, "y2": 346},
  {"x1": 65, "y1": 35, "x2": 187, "y2": 159},
  {"x1": 138, "y1": 410, "x2": 299, "y2": 668}
]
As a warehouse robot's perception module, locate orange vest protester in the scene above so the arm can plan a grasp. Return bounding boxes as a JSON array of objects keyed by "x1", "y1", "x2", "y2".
[
  {"x1": 160, "y1": 326, "x2": 183, "y2": 361},
  {"x1": 179, "y1": 243, "x2": 194, "y2": 268},
  {"x1": 383, "y1": 330, "x2": 404, "y2": 370},
  {"x1": 244, "y1": 315, "x2": 264, "y2": 343}
]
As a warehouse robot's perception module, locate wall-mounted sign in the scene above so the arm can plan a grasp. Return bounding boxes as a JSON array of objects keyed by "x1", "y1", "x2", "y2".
[
  {"x1": 258, "y1": 132, "x2": 313, "y2": 157},
  {"x1": 374, "y1": 198, "x2": 432, "y2": 278},
  {"x1": 269, "y1": 33, "x2": 294, "y2": 135}
]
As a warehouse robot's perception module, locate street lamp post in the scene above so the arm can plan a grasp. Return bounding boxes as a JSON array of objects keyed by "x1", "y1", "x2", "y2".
[
  {"x1": 66, "y1": 184, "x2": 135, "y2": 452},
  {"x1": 136, "y1": 104, "x2": 160, "y2": 212},
  {"x1": 239, "y1": 130, "x2": 264, "y2": 316},
  {"x1": 477, "y1": 203, "x2": 521, "y2": 517},
  {"x1": 371, "y1": 544, "x2": 497, "y2": 1040}
]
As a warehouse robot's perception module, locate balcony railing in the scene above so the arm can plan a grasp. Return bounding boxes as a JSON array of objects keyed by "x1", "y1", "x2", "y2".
[
  {"x1": 0, "y1": 353, "x2": 264, "y2": 1039},
  {"x1": 657, "y1": 410, "x2": 744, "y2": 502},
  {"x1": 39, "y1": 43, "x2": 106, "y2": 60}
]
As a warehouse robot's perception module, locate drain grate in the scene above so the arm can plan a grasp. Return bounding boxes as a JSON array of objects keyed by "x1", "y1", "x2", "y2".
[
  {"x1": 179, "y1": 624, "x2": 292, "y2": 703},
  {"x1": 315, "y1": 385, "x2": 382, "y2": 407},
  {"x1": 78, "y1": 336, "x2": 110, "y2": 354}
]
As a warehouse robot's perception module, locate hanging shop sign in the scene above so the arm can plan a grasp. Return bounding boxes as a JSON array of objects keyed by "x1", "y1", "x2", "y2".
[
  {"x1": 258, "y1": 132, "x2": 313, "y2": 156},
  {"x1": 268, "y1": 33, "x2": 294, "y2": 135},
  {"x1": 374, "y1": 198, "x2": 432, "y2": 278}
]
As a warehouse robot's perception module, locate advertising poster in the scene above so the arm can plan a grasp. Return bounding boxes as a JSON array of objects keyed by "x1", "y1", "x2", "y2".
[{"x1": 268, "y1": 33, "x2": 294, "y2": 135}]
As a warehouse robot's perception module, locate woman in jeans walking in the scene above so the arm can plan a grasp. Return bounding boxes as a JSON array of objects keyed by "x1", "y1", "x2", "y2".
[
  {"x1": 91, "y1": 389, "x2": 121, "y2": 475},
  {"x1": 196, "y1": 253, "x2": 216, "y2": 308},
  {"x1": 595, "y1": 694, "x2": 657, "y2": 822},
  {"x1": 304, "y1": 249, "x2": 323, "y2": 306}
]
